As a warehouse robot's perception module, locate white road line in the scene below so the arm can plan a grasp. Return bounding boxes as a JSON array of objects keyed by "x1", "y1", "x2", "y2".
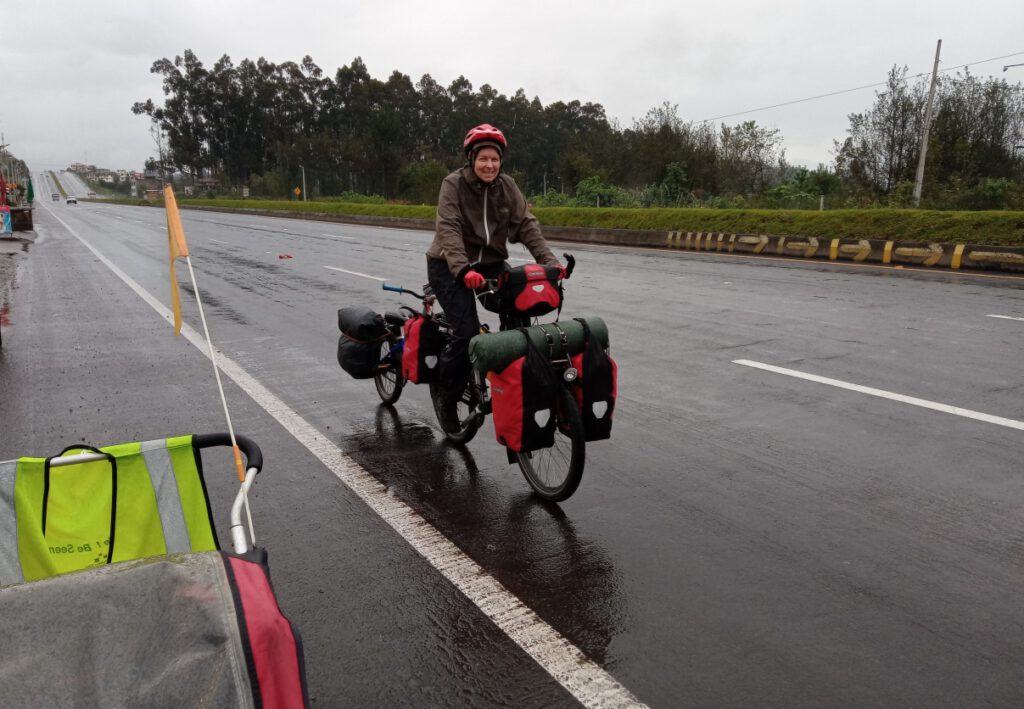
[
  {"x1": 210, "y1": 239, "x2": 233, "y2": 246},
  {"x1": 324, "y1": 266, "x2": 385, "y2": 282},
  {"x1": 321, "y1": 233, "x2": 356, "y2": 240},
  {"x1": 734, "y1": 359, "x2": 1024, "y2": 431},
  {"x1": 988, "y1": 314, "x2": 1024, "y2": 322},
  {"x1": 47, "y1": 210, "x2": 647, "y2": 709}
]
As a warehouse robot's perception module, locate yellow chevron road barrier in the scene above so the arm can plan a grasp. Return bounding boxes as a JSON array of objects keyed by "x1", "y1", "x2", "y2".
[{"x1": 649, "y1": 230, "x2": 1023, "y2": 274}]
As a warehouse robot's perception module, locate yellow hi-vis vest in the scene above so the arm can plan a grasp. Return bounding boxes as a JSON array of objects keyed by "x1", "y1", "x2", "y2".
[{"x1": 0, "y1": 435, "x2": 218, "y2": 586}]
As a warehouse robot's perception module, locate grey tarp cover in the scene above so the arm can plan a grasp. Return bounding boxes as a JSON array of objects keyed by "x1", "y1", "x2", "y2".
[{"x1": 0, "y1": 551, "x2": 254, "y2": 708}]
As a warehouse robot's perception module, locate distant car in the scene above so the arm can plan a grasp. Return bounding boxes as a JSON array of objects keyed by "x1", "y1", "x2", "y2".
[
  {"x1": 52, "y1": 193, "x2": 59, "y2": 201},
  {"x1": 86, "y1": 191, "x2": 97, "y2": 197},
  {"x1": 66, "y1": 196, "x2": 78, "y2": 205}
]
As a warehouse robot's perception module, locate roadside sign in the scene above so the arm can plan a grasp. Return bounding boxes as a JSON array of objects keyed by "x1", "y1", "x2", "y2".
[{"x1": 293, "y1": 187, "x2": 301, "y2": 197}]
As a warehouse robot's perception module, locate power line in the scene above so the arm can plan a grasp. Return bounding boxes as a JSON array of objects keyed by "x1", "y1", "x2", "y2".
[{"x1": 696, "y1": 50, "x2": 1024, "y2": 123}]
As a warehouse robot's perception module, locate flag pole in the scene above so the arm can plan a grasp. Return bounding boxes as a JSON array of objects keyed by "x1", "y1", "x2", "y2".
[
  {"x1": 165, "y1": 185, "x2": 254, "y2": 543},
  {"x1": 183, "y1": 255, "x2": 245, "y2": 477}
]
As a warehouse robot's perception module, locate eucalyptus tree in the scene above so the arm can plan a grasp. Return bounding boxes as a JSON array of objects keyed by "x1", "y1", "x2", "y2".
[{"x1": 132, "y1": 50, "x2": 215, "y2": 179}]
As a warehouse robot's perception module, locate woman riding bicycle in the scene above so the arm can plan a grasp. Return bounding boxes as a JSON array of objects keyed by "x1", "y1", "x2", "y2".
[{"x1": 426, "y1": 123, "x2": 565, "y2": 432}]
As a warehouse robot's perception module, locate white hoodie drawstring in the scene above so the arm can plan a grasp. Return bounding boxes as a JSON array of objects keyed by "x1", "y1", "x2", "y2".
[{"x1": 479, "y1": 182, "x2": 491, "y2": 262}]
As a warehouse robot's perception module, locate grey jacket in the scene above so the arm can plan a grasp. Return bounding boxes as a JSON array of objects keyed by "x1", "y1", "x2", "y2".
[{"x1": 426, "y1": 166, "x2": 558, "y2": 281}]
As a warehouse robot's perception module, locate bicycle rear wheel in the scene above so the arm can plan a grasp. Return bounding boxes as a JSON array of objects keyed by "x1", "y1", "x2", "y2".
[
  {"x1": 516, "y1": 385, "x2": 585, "y2": 502},
  {"x1": 374, "y1": 340, "x2": 404, "y2": 405}
]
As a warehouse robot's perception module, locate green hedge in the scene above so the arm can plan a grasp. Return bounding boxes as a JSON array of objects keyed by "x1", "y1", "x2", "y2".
[
  {"x1": 183, "y1": 198, "x2": 437, "y2": 220},
  {"x1": 121, "y1": 197, "x2": 1024, "y2": 247},
  {"x1": 532, "y1": 207, "x2": 1024, "y2": 246}
]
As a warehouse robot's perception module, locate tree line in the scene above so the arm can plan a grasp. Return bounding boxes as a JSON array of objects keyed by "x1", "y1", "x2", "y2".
[{"x1": 133, "y1": 50, "x2": 1024, "y2": 210}]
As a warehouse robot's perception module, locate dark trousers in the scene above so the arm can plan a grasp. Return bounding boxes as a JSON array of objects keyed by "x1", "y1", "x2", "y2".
[{"x1": 427, "y1": 257, "x2": 503, "y2": 398}]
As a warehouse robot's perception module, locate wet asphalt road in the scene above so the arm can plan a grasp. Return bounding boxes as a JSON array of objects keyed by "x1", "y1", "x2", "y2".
[{"x1": 2, "y1": 201, "x2": 1024, "y2": 707}]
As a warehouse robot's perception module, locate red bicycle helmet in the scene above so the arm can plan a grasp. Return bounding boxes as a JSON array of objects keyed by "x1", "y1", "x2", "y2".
[{"x1": 463, "y1": 124, "x2": 507, "y2": 158}]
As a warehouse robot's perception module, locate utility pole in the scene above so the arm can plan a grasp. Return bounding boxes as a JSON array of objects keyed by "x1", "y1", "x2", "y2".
[
  {"x1": 300, "y1": 165, "x2": 307, "y2": 201},
  {"x1": 912, "y1": 39, "x2": 942, "y2": 207}
]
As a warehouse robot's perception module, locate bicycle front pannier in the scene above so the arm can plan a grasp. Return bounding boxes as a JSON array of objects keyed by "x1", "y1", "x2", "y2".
[
  {"x1": 337, "y1": 307, "x2": 387, "y2": 379},
  {"x1": 489, "y1": 331, "x2": 558, "y2": 452},
  {"x1": 401, "y1": 315, "x2": 444, "y2": 384},
  {"x1": 570, "y1": 318, "x2": 617, "y2": 441},
  {"x1": 499, "y1": 264, "x2": 562, "y2": 317}
]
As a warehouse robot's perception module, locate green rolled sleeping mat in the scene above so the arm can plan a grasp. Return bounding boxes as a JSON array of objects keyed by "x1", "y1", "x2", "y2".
[{"x1": 469, "y1": 317, "x2": 610, "y2": 374}]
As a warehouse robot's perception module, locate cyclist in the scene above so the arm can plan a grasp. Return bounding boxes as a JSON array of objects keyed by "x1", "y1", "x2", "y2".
[{"x1": 425, "y1": 123, "x2": 564, "y2": 432}]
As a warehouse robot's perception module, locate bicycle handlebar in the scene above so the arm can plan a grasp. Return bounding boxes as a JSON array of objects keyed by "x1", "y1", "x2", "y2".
[
  {"x1": 383, "y1": 252, "x2": 575, "y2": 298},
  {"x1": 469, "y1": 252, "x2": 576, "y2": 291},
  {"x1": 382, "y1": 281, "x2": 428, "y2": 302}
]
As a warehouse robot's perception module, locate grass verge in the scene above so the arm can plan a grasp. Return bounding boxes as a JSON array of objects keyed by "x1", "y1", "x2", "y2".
[{"x1": 105, "y1": 198, "x2": 1024, "y2": 247}]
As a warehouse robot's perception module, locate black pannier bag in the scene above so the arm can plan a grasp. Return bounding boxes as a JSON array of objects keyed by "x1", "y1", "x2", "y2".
[
  {"x1": 489, "y1": 330, "x2": 558, "y2": 452},
  {"x1": 480, "y1": 264, "x2": 562, "y2": 317},
  {"x1": 337, "y1": 307, "x2": 387, "y2": 379},
  {"x1": 401, "y1": 315, "x2": 444, "y2": 384},
  {"x1": 570, "y1": 318, "x2": 617, "y2": 441}
]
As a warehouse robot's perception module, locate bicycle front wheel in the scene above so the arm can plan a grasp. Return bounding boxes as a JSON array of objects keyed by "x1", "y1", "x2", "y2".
[
  {"x1": 374, "y1": 340, "x2": 404, "y2": 405},
  {"x1": 429, "y1": 380, "x2": 483, "y2": 445},
  {"x1": 516, "y1": 385, "x2": 585, "y2": 502}
]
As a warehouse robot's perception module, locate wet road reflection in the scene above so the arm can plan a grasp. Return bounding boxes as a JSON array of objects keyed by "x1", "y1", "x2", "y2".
[
  {"x1": 340, "y1": 405, "x2": 626, "y2": 665},
  {"x1": 0, "y1": 237, "x2": 33, "y2": 337}
]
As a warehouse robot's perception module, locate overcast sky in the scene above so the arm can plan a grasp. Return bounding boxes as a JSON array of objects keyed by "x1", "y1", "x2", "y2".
[{"x1": 7, "y1": 0, "x2": 1024, "y2": 175}]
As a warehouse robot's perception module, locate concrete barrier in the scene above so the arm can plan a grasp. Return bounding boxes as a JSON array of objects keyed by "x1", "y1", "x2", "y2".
[{"x1": 179, "y1": 205, "x2": 1024, "y2": 275}]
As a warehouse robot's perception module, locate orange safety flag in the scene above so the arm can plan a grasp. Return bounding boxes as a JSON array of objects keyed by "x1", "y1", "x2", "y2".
[
  {"x1": 233, "y1": 444, "x2": 246, "y2": 482},
  {"x1": 164, "y1": 185, "x2": 190, "y2": 335}
]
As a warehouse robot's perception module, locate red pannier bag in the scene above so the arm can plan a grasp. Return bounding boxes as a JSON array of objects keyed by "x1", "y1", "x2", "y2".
[
  {"x1": 489, "y1": 331, "x2": 558, "y2": 452},
  {"x1": 498, "y1": 264, "x2": 562, "y2": 317},
  {"x1": 570, "y1": 318, "x2": 617, "y2": 441},
  {"x1": 401, "y1": 315, "x2": 444, "y2": 384}
]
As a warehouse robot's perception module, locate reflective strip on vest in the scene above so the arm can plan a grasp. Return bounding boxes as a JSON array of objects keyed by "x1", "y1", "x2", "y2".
[
  {"x1": 139, "y1": 439, "x2": 191, "y2": 555},
  {"x1": 0, "y1": 460, "x2": 25, "y2": 586}
]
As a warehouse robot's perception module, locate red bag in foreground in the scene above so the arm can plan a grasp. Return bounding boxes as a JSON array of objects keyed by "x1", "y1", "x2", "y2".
[
  {"x1": 489, "y1": 331, "x2": 558, "y2": 452},
  {"x1": 570, "y1": 317, "x2": 617, "y2": 441}
]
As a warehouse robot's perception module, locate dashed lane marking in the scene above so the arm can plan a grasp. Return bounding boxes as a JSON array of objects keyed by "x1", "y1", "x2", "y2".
[
  {"x1": 734, "y1": 359, "x2": 1024, "y2": 431},
  {"x1": 47, "y1": 210, "x2": 648, "y2": 709},
  {"x1": 988, "y1": 314, "x2": 1024, "y2": 322},
  {"x1": 324, "y1": 266, "x2": 385, "y2": 282}
]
